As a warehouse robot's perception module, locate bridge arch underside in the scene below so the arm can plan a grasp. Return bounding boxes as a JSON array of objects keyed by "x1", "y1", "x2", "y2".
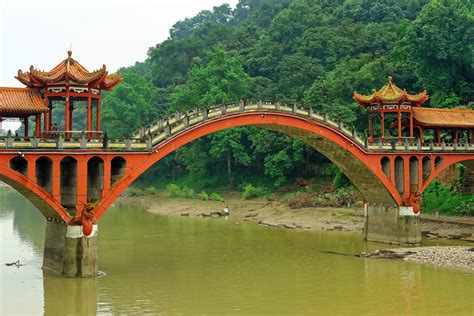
[
  {"x1": 0, "y1": 166, "x2": 69, "y2": 222},
  {"x1": 95, "y1": 113, "x2": 398, "y2": 220},
  {"x1": 262, "y1": 124, "x2": 396, "y2": 204}
]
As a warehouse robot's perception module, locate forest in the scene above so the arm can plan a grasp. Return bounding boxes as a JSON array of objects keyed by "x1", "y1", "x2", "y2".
[{"x1": 99, "y1": 0, "x2": 473, "y2": 214}]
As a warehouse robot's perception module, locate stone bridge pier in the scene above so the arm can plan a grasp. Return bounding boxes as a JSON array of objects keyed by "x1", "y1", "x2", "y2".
[
  {"x1": 43, "y1": 221, "x2": 99, "y2": 277},
  {"x1": 364, "y1": 204, "x2": 421, "y2": 244}
]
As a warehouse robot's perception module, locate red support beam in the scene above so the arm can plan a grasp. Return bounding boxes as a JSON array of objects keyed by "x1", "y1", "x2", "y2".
[
  {"x1": 381, "y1": 112, "x2": 385, "y2": 141},
  {"x1": 87, "y1": 90, "x2": 92, "y2": 133},
  {"x1": 96, "y1": 96, "x2": 101, "y2": 132},
  {"x1": 397, "y1": 111, "x2": 402, "y2": 140},
  {"x1": 35, "y1": 114, "x2": 41, "y2": 137}
]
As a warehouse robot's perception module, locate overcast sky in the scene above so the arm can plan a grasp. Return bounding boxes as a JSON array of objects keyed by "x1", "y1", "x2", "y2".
[{"x1": 0, "y1": 0, "x2": 238, "y2": 87}]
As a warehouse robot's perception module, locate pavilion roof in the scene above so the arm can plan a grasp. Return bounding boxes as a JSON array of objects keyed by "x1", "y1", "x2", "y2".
[
  {"x1": 0, "y1": 87, "x2": 48, "y2": 117},
  {"x1": 16, "y1": 51, "x2": 123, "y2": 90},
  {"x1": 413, "y1": 107, "x2": 474, "y2": 129},
  {"x1": 353, "y1": 76, "x2": 428, "y2": 107}
]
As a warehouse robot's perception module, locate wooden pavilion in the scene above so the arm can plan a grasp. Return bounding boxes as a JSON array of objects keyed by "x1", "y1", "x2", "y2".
[
  {"x1": 0, "y1": 50, "x2": 122, "y2": 137},
  {"x1": 354, "y1": 77, "x2": 474, "y2": 144}
]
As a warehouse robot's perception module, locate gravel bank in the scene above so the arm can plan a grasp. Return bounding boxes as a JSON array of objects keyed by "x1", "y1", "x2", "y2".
[{"x1": 361, "y1": 246, "x2": 474, "y2": 272}]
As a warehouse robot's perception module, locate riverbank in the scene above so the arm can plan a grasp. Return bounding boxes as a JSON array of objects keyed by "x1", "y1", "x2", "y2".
[
  {"x1": 360, "y1": 246, "x2": 474, "y2": 272},
  {"x1": 118, "y1": 191, "x2": 474, "y2": 242}
]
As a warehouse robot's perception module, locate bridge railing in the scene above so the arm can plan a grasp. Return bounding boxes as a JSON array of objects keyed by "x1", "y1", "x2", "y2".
[
  {"x1": 136, "y1": 101, "x2": 366, "y2": 150},
  {"x1": 367, "y1": 138, "x2": 474, "y2": 152},
  {"x1": 0, "y1": 131, "x2": 148, "y2": 151}
]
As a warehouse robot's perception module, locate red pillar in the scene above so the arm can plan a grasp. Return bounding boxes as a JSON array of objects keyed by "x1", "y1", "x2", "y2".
[
  {"x1": 409, "y1": 111, "x2": 414, "y2": 139},
  {"x1": 403, "y1": 157, "x2": 410, "y2": 202},
  {"x1": 437, "y1": 129, "x2": 441, "y2": 145},
  {"x1": 76, "y1": 158, "x2": 88, "y2": 216},
  {"x1": 69, "y1": 101, "x2": 73, "y2": 131},
  {"x1": 381, "y1": 111, "x2": 385, "y2": 141},
  {"x1": 417, "y1": 156, "x2": 423, "y2": 192},
  {"x1": 96, "y1": 96, "x2": 101, "y2": 132},
  {"x1": 455, "y1": 129, "x2": 459, "y2": 144},
  {"x1": 390, "y1": 156, "x2": 395, "y2": 185},
  {"x1": 52, "y1": 159, "x2": 61, "y2": 202},
  {"x1": 397, "y1": 111, "x2": 402, "y2": 140},
  {"x1": 369, "y1": 116, "x2": 374, "y2": 142},
  {"x1": 43, "y1": 96, "x2": 49, "y2": 132},
  {"x1": 419, "y1": 127, "x2": 423, "y2": 143},
  {"x1": 24, "y1": 117, "x2": 29, "y2": 137},
  {"x1": 35, "y1": 114, "x2": 41, "y2": 137},
  {"x1": 65, "y1": 95, "x2": 70, "y2": 132},
  {"x1": 87, "y1": 91, "x2": 92, "y2": 132},
  {"x1": 103, "y1": 157, "x2": 111, "y2": 194}
]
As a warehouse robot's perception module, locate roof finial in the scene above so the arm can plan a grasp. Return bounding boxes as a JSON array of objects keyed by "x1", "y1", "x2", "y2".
[
  {"x1": 388, "y1": 75, "x2": 393, "y2": 83},
  {"x1": 68, "y1": 43, "x2": 72, "y2": 58}
]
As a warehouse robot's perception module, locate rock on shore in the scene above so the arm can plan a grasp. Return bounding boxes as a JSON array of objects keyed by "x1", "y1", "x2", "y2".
[{"x1": 360, "y1": 246, "x2": 474, "y2": 272}]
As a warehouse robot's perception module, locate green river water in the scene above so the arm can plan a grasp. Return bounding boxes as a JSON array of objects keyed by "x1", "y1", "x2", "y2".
[{"x1": 0, "y1": 188, "x2": 473, "y2": 315}]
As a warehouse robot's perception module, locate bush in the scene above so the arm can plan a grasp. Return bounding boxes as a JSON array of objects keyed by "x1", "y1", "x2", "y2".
[
  {"x1": 182, "y1": 186, "x2": 195, "y2": 199},
  {"x1": 128, "y1": 187, "x2": 144, "y2": 196},
  {"x1": 145, "y1": 186, "x2": 157, "y2": 195},
  {"x1": 421, "y1": 180, "x2": 474, "y2": 216},
  {"x1": 335, "y1": 187, "x2": 359, "y2": 207},
  {"x1": 242, "y1": 184, "x2": 267, "y2": 200},
  {"x1": 198, "y1": 191, "x2": 209, "y2": 201},
  {"x1": 209, "y1": 192, "x2": 224, "y2": 202},
  {"x1": 166, "y1": 184, "x2": 182, "y2": 197}
]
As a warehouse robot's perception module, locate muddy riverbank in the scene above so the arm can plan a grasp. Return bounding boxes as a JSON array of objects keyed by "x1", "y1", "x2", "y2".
[{"x1": 118, "y1": 191, "x2": 474, "y2": 243}]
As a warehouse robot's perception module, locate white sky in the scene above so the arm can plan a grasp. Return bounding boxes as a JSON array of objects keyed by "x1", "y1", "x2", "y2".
[{"x1": 0, "y1": 0, "x2": 238, "y2": 87}]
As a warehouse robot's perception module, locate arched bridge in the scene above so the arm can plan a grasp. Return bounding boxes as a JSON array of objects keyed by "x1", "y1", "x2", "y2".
[{"x1": 1, "y1": 101, "x2": 473, "y2": 252}]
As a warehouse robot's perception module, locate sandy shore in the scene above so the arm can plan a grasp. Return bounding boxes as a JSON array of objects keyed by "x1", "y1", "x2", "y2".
[{"x1": 119, "y1": 192, "x2": 474, "y2": 242}]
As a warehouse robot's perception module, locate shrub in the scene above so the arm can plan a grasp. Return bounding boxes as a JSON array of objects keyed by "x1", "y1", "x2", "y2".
[
  {"x1": 166, "y1": 184, "x2": 182, "y2": 197},
  {"x1": 145, "y1": 186, "x2": 157, "y2": 195},
  {"x1": 182, "y1": 186, "x2": 195, "y2": 199},
  {"x1": 421, "y1": 180, "x2": 474, "y2": 215},
  {"x1": 128, "y1": 187, "x2": 144, "y2": 196},
  {"x1": 198, "y1": 191, "x2": 209, "y2": 201},
  {"x1": 209, "y1": 192, "x2": 224, "y2": 202},
  {"x1": 242, "y1": 184, "x2": 267, "y2": 200}
]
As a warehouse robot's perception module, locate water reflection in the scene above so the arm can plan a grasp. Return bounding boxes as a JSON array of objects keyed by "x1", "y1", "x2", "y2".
[{"x1": 43, "y1": 272, "x2": 98, "y2": 315}]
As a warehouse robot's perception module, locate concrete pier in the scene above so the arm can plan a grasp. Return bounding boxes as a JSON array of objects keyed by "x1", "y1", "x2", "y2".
[
  {"x1": 364, "y1": 204, "x2": 421, "y2": 244},
  {"x1": 43, "y1": 221, "x2": 98, "y2": 277}
]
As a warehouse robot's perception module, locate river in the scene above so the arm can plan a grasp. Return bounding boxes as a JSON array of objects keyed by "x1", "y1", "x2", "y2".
[{"x1": 1, "y1": 188, "x2": 473, "y2": 315}]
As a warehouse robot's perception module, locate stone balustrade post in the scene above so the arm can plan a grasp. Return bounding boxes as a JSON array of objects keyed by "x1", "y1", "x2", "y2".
[
  {"x1": 102, "y1": 132, "x2": 109, "y2": 149},
  {"x1": 202, "y1": 108, "x2": 208, "y2": 121},
  {"x1": 56, "y1": 132, "x2": 64, "y2": 149},
  {"x1": 146, "y1": 132, "x2": 152, "y2": 151},
  {"x1": 165, "y1": 122, "x2": 171, "y2": 137},
  {"x1": 239, "y1": 100, "x2": 245, "y2": 112},
  {"x1": 6, "y1": 131, "x2": 13, "y2": 148},
  {"x1": 80, "y1": 131, "x2": 87, "y2": 149},
  {"x1": 31, "y1": 135, "x2": 39, "y2": 148}
]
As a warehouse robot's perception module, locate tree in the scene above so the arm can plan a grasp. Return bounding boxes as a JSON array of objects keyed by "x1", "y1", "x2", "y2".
[
  {"x1": 170, "y1": 45, "x2": 252, "y2": 111},
  {"x1": 101, "y1": 72, "x2": 159, "y2": 138}
]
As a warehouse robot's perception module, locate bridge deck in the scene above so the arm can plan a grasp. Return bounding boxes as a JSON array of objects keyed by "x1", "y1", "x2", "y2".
[{"x1": 1, "y1": 101, "x2": 473, "y2": 153}]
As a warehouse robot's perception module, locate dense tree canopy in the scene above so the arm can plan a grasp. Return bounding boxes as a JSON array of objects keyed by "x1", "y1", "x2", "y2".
[{"x1": 102, "y1": 0, "x2": 473, "y2": 190}]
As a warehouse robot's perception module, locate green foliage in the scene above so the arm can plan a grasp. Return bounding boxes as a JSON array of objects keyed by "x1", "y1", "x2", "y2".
[
  {"x1": 421, "y1": 180, "x2": 474, "y2": 216},
  {"x1": 166, "y1": 184, "x2": 183, "y2": 198},
  {"x1": 128, "y1": 187, "x2": 145, "y2": 197},
  {"x1": 102, "y1": 72, "x2": 159, "y2": 138},
  {"x1": 198, "y1": 191, "x2": 209, "y2": 201},
  {"x1": 104, "y1": 0, "x2": 472, "y2": 213},
  {"x1": 209, "y1": 192, "x2": 225, "y2": 202},
  {"x1": 332, "y1": 168, "x2": 351, "y2": 188},
  {"x1": 170, "y1": 46, "x2": 252, "y2": 112},
  {"x1": 242, "y1": 183, "x2": 267, "y2": 200},
  {"x1": 182, "y1": 186, "x2": 196, "y2": 199},
  {"x1": 145, "y1": 186, "x2": 157, "y2": 196}
]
